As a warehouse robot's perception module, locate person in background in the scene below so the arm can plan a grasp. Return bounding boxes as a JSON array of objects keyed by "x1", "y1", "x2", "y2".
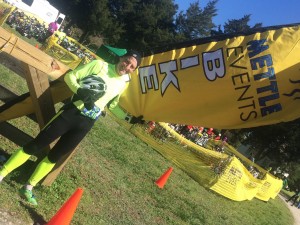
[
  {"x1": 286, "y1": 189, "x2": 300, "y2": 206},
  {"x1": 0, "y1": 50, "x2": 144, "y2": 206},
  {"x1": 147, "y1": 121, "x2": 156, "y2": 134},
  {"x1": 215, "y1": 133, "x2": 221, "y2": 141},
  {"x1": 46, "y1": 21, "x2": 58, "y2": 40}
]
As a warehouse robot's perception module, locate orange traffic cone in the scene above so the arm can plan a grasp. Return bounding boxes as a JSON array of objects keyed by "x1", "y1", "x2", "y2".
[
  {"x1": 155, "y1": 167, "x2": 173, "y2": 189},
  {"x1": 47, "y1": 188, "x2": 84, "y2": 225}
]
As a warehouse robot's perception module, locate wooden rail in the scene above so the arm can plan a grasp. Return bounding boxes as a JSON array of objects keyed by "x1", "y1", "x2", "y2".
[{"x1": 0, "y1": 27, "x2": 77, "y2": 185}]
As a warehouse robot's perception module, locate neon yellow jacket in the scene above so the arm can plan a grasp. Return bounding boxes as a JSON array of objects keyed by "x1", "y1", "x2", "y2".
[{"x1": 64, "y1": 59, "x2": 129, "y2": 119}]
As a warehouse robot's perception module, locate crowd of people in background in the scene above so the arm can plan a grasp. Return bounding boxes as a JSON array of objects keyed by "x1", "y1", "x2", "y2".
[
  {"x1": 145, "y1": 122, "x2": 275, "y2": 180},
  {"x1": 168, "y1": 124, "x2": 228, "y2": 151},
  {"x1": 6, "y1": 9, "x2": 49, "y2": 42},
  {"x1": 50, "y1": 22, "x2": 96, "y2": 62},
  {"x1": 5, "y1": 9, "x2": 96, "y2": 63},
  {"x1": 145, "y1": 122, "x2": 228, "y2": 153}
]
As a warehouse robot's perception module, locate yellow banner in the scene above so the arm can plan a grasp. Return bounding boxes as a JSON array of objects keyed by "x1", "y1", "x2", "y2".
[
  {"x1": 102, "y1": 119, "x2": 281, "y2": 202},
  {"x1": 121, "y1": 24, "x2": 300, "y2": 129},
  {"x1": 255, "y1": 173, "x2": 283, "y2": 201},
  {"x1": 210, "y1": 157, "x2": 282, "y2": 201}
]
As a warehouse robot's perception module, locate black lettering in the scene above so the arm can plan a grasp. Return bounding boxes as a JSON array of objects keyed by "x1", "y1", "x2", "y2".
[
  {"x1": 229, "y1": 55, "x2": 247, "y2": 69},
  {"x1": 240, "y1": 111, "x2": 257, "y2": 121},
  {"x1": 232, "y1": 73, "x2": 250, "y2": 85},
  {"x1": 226, "y1": 46, "x2": 244, "y2": 57},
  {"x1": 238, "y1": 100, "x2": 256, "y2": 109},
  {"x1": 236, "y1": 85, "x2": 253, "y2": 101}
]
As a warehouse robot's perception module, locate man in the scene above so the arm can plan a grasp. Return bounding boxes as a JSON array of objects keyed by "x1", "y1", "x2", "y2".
[
  {"x1": 0, "y1": 50, "x2": 144, "y2": 205},
  {"x1": 45, "y1": 21, "x2": 58, "y2": 41},
  {"x1": 48, "y1": 21, "x2": 58, "y2": 34},
  {"x1": 286, "y1": 189, "x2": 300, "y2": 206}
]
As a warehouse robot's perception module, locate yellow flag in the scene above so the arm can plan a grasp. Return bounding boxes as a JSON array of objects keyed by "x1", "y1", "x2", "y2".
[{"x1": 120, "y1": 24, "x2": 300, "y2": 129}]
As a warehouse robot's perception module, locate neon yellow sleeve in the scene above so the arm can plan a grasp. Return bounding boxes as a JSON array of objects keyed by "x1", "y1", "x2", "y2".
[
  {"x1": 107, "y1": 96, "x2": 128, "y2": 120},
  {"x1": 64, "y1": 60, "x2": 106, "y2": 93}
]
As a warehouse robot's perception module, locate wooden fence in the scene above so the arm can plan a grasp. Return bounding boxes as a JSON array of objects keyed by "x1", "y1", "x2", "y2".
[{"x1": 0, "y1": 26, "x2": 75, "y2": 185}]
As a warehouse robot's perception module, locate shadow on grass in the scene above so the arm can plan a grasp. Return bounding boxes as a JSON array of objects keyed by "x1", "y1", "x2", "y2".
[
  {"x1": 0, "y1": 148, "x2": 10, "y2": 162},
  {"x1": 0, "y1": 148, "x2": 50, "y2": 224},
  {"x1": 19, "y1": 201, "x2": 47, "y2": 225}
]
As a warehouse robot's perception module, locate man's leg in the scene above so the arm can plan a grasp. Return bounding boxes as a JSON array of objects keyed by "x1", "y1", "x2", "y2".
[
  {"x1": 21, "y1": 112, "x2": 95, "y2": 205},
  {"x1": 0, "y1": 110, "x2": 68, "y2": 184},
  {"x1": 0, "y1": 148, "x2": 31, "y2": 181},
  {"x1": 19, "y1": 156, "x2": 55, "y2": 206}
]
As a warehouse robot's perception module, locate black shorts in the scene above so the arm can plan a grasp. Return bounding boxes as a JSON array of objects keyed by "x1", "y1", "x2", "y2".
[{"x1": 23, "y1": 106, "x2": 96, "y2": 162}]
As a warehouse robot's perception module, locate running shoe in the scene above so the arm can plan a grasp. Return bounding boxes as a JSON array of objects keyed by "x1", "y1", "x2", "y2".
[{"x1": 19, "y1": 187, "x2": 38, "y2": 206}]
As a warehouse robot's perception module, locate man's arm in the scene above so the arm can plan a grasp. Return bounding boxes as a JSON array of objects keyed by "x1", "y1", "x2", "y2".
[
  {"x1": 108, "y1": 96, "x2": 144, "y2": 124},
  {"x1": 64, "y1": 60, "x2": 104, "y2": 93}
]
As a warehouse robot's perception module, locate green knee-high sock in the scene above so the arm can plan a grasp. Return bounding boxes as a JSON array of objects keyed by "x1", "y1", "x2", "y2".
[
  {"x1": 28, "y1": 157, "x2": 56, "y2": 186},
  {"x1": 0, "y1": 148, "x2": 31, "y2": 177}
]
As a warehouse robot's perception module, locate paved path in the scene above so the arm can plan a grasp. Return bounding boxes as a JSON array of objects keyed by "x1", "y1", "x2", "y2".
[{"x1": 279, "y1": 194, "x2": 300, "y2": 225}]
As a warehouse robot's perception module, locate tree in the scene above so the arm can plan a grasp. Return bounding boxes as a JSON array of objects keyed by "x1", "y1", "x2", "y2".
[
  {"x1": 284, "y1": 162, "x2": 300, "y2": 190},
  {"x1": 211, "y1": 14, "x2": 262, "y2": 36},
  {"x1": 49, "y1": 0, "x2": 124, "y2": 44},
  {"x1": 108, "y1": 0, "x2": 179, "y2": 51},
  {"x1": 48, "y1": 0, "x2": 219, "y2": 51},
  {"x1": 176, "y1": 0, "x2": 218, "y2": 40},
  {"x1": 223, "y1": 14, "x2": 262, "y2": 33},
  {"x1": 239, "y1": 118, "x2": 300, "y2": 164},
  {"x1": 49, "y1": 0, "x2": 180, "y2": 50}
]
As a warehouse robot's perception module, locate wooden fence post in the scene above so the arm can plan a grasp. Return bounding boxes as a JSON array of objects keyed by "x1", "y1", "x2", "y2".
[
  {"x1": 23, "y1": 63, "x2": 56, "y2": 128},
  {"x1": 22, "y1": 63, "x2": 78, "y2": 186}
]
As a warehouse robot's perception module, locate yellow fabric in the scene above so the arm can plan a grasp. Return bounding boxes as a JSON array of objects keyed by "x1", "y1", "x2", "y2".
[
  {"x1": 119, "y1": 24, "x2": 300, "y2": 129},
  {"x1": 209, "y1": 157, "x2": 283, "y2": 201},
  {"x1": 210, "y1": 157, "x2": 263, "y2": 201},
  {"x1": 107, "y1": 112, "x2": 283, "y2": 202},
  {"x1": 255, "y1": 173, "x2": 283, "y2": 201},
  {"x1": 159, "y1": 123, "x2": 282, "y2": 201}
]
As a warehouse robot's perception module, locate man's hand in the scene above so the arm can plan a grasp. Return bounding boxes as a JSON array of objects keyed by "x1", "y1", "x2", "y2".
[
  {"x1": 77, "y1": 88, "x2": 98, "y2": 103},
  {"x1": 129, "y1": 115, "x2": 145, "y2": 124},
  {"x1": 84, "y1": 101, "x2": 95, "y2": 110}
]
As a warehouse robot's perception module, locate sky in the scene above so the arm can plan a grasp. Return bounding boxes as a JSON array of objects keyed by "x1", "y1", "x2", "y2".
[{"x1": 176, "y1": 0, "x2": 300, "y2": 28}]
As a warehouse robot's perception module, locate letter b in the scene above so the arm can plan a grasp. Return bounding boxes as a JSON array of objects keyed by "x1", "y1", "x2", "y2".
[{"x1": 202, "y1": 49, "x2": 225, "y2": 81}]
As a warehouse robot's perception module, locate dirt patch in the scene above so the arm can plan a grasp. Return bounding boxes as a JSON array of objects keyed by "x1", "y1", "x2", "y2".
[{"x1": 0, "y1": 209, "x2": 32, "y2": 225}]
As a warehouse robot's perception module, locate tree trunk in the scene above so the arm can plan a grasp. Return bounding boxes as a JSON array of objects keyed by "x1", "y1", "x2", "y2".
[
  {"x1": 79, "y1": 30, "x2": 90, "y2": 44},
  {"x1": 253, "y1": 148, "x2": 267, "y2": 160}
]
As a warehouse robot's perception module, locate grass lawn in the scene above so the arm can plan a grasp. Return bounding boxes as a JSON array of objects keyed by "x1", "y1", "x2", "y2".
[{"x1": 0, "y1": 111, "x2": 294, "y2": 225}]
